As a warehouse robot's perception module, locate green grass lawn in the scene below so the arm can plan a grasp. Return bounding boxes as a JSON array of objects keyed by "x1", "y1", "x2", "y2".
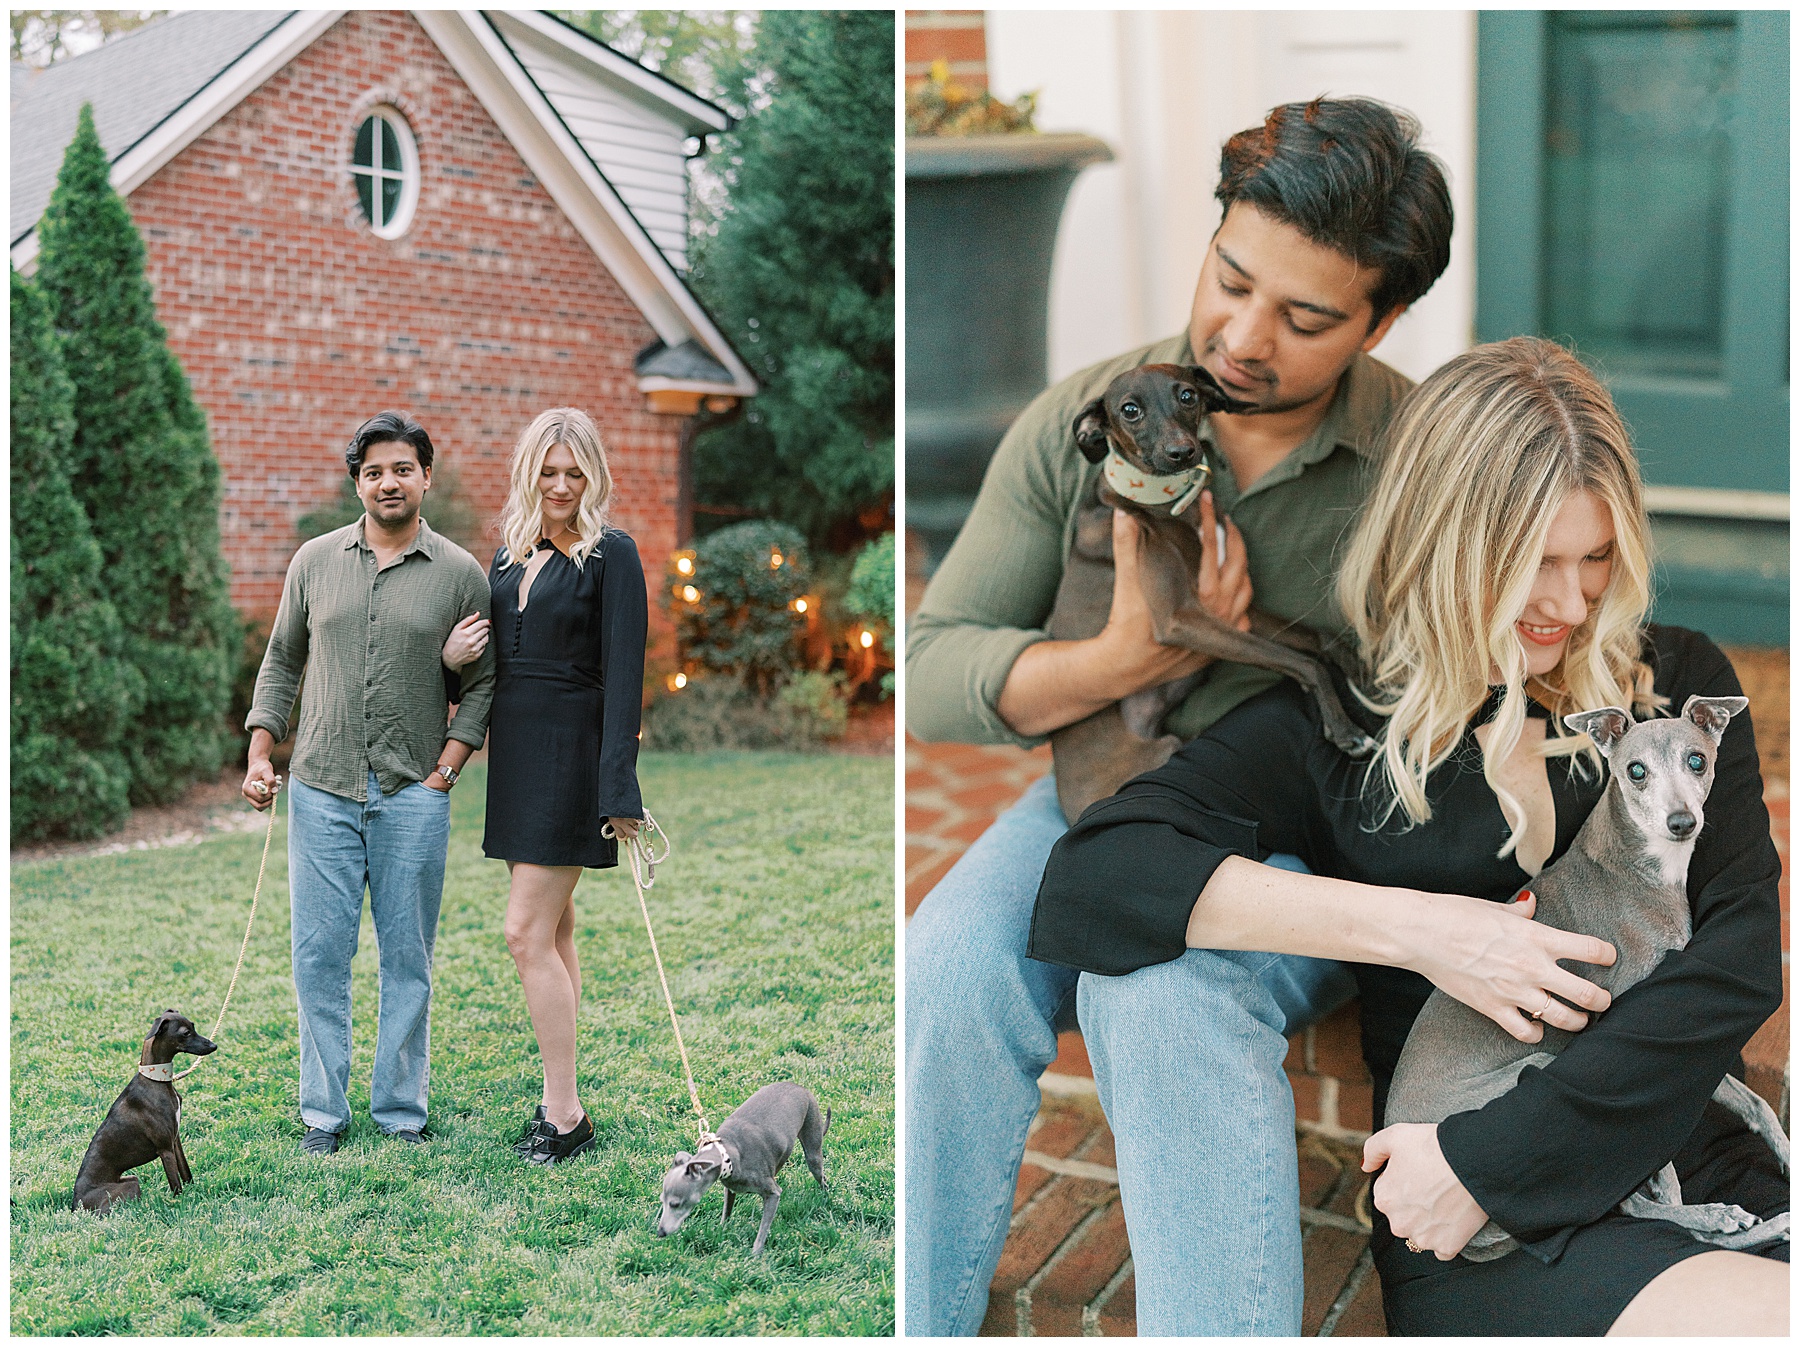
[{"x1": 11, "y1": 753, "x2": 894, "y2": 1335}]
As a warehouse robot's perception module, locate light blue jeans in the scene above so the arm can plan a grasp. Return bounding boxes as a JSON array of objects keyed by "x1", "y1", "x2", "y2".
[
  {"x1": 905, "y1": 774, "x2": 1357, "y2": 1336},
  {"x1": 288, "y1": 770, "x2": 451, "y2": 1135}
]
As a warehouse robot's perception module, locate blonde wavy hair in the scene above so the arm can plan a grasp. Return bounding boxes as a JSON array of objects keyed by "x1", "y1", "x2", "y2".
[
  {"x1": 495, "y1": 407, "x2": 614, "y2": 570},
  {"x1": 1335, "y1": 336, "x2": 1658, "y2": 856}
]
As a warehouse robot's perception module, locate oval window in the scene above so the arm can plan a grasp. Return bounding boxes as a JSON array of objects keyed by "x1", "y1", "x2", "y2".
[{"x1": 350, "y1": 107, "x2": 418, "y2": 238}]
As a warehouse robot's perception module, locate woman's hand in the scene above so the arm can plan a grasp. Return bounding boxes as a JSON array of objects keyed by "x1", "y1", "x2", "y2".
[
  {"x1": 443, "y1": 613, "x2": 490, "y2": 670},
  {"x1": 1398, "y1": 889, "x2": 1618, "y2": 1042},
  {"x1": 1362, "y1": 1123, "x2": 1489, "y2": 1260},
  {"x1": 608, "y1": 816, "x2": 641, "y2": 843}
]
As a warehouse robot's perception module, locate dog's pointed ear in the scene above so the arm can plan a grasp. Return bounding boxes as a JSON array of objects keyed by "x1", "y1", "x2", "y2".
[
  {"x1": 673, "y1": 1151, "x2": 693, "y2": 1166},
  {"x1": 1564, "y1": 707, "x2": 1631, "y2": 756},
  {"x1": 1073, "y1": 397, "x2": 1110, "y2": 463},
  {"x1": 1681, "y1": 694, "x2": 1748, "y2": 745},
  {"x1": 1186, "y1": 366, "x2": 1255, "y2": 415},
  {"x1": 147, "y1": 1010, "x2": 175, "y2": 1036},
  {"x1": 685, "y1": 1157, "x2": 720, "y2": 1178}
]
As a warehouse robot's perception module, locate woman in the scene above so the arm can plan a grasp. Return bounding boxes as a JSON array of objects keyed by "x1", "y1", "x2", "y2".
[
  {"x1": 1031, "y1": 338, "x2": 1786, "y2": 1335},
  {"x1": 443, "y1": 406, "x2": 647, "y2": 1166}
]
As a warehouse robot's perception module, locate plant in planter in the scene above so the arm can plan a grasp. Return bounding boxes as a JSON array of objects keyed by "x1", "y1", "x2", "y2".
[{"x1": 905, "y1": 63, "x2": 1112, "y2": 567}]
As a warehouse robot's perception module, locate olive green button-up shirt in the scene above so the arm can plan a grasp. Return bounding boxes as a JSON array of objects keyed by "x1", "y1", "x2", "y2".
[
  {"x1": 907, "y1": 333, "x2": 1413, "y2": 748},
  {"x1": 247, "y1": 517, "x2": 496, "y2": 801}
]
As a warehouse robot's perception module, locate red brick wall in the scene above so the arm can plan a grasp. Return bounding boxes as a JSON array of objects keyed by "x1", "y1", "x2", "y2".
[
  {"x1": 125, "y1": 10, "x2": 682, "y2": 658},
  {"x1": 905, "y1": 10, "x2": 987, "y2": 89}
]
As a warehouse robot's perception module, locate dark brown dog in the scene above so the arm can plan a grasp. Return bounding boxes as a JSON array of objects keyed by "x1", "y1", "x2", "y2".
[
  {"x1": 72, "y1": 1010, "x2": 216, "y2": 1213},
  {"x1": 1044, "y1": 363, "x2": 1376, "y2": 821}
]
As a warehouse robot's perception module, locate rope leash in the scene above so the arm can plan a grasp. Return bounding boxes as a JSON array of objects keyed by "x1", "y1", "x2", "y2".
[
  {"x1": 171, "y1": 779, "x2": 281, "y2": 1081},
  {"x1": 605, "y1": 810, "x2": 716, "y2": 1145}
]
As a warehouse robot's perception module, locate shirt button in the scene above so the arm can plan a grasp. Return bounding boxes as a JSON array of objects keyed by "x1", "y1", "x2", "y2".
[{"x1": 365, "y1": 710, "x2": 372, "y2": 719}]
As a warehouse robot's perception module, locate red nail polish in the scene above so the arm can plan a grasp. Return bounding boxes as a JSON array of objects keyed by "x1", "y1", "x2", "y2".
[{"x1": 1515, "y1": 889, "x2": 1533, "y2": 903}]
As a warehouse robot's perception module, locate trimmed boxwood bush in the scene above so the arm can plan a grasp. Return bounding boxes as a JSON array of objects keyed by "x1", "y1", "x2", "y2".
[
  {"x1": 671, "y1": 519, "x2": 810, "y2": 693},
  {"x1": 34, "y1": 103, "x2": 238, "y2": 805},
  {"x1": 11, "y1": 267, "x2": 142, "y2": 841}
]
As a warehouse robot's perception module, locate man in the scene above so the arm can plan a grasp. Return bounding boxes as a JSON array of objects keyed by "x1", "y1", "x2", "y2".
[
  {"x1": 244, "y1": 411, "x2": 495, "y2": 1155},
  {"x1": 906, "y1": 98, "x2": 1454, "y2": 1334}
]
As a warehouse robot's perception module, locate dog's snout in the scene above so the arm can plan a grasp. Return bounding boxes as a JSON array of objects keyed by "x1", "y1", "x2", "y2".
[
  {"x1": 1667, "y1": 810, "x2": 1697, "y2": 840},
  {"x1": 1163, "y1": 441, "x2": 1197, "y2": 467}
]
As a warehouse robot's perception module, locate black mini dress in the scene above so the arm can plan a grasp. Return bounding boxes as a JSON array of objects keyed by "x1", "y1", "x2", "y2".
[
  {"x1": 1031, "y1": 626, "x2": 1787, "y2": 1336},
  {"x1": 480, "y1": 530, "x2": 646, "y2": 869}
]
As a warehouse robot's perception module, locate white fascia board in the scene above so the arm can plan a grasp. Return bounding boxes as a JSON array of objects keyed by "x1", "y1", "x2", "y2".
[
  {"x1": 10, "y1": 10, "x2": 345, "y2": 275},
  {"x1": 419, "y1": 10, "x2": 755, "y2": 396},
  {"x1": 496, "y1": 10, "x2": 732, "y2": 134},
  {"x1": 638, "y1": 375, "x2": 745, "y2": 395}
]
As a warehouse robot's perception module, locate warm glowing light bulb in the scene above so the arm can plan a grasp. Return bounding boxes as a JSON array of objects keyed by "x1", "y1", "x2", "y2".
[
  {"x1": 674, "y1": 672, "x2": 687, "y2": 688},
  {"x1": 770, "y1": 551, "x2": 783, "y2": 569},
  {"x1": 681, "y1": 585, "x2": 699, "y2": 603},
  {"x1": 675, "y1": 556, "x2": 693, "y2": 575},
  {"x1": 792, "y1": 598, "x2": 808, "y2": 613},
  {"x1": 859, "y1": 630, "x2": 875, "y2": 649}
]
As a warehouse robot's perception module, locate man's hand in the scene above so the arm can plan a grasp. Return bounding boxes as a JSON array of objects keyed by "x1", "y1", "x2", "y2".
[
  {"x1": 1192, "y1": 489, "x2": 1253, "y2": 633},
  {"x1": 608, "y1": 816, "x2": 642, "y2": 843},
  {"x1": 242, "y1": 750, "x2": 280, "y2": 811},
  {"x1": 1362, "y1": 1123, "x2": 1489, "y2": 1260}
]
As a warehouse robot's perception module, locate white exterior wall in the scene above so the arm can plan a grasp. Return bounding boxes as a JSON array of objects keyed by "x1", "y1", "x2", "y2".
[
  {"x1": 491, "y1": 13, "x2": 696, "y2": 272},
  {"x1": 985, "y1": 10, "x2": 1477, "y2": 386}
]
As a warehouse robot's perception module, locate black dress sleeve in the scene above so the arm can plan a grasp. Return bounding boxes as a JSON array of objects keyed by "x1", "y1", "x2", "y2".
[
  {"x1": 596, "y1": 531, "x2": 647, "y2": 821},
  {"x1": 1031, "y1": 682, "x2": 1334, "y2": 974},
  {"x1": 1437, "y1": 629, "x2": 1784, "y2": 1257}
]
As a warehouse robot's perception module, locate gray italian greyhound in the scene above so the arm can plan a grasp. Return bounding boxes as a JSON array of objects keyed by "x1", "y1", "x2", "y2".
[
  {"x1": 1387, "y1": 695, "x2": 1790, "y2": 1260},
  {"x1": 1045, "y1": 363, "x2": 1376, "y2": 822},
  {"x1": 656, "y1": 1082, "x2": 830, "y2": 1256}
]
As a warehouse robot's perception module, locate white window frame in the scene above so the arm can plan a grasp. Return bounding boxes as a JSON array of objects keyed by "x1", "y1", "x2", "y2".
[{"x1": 350, "y1": 106, "x2": 420, "y2": 239}]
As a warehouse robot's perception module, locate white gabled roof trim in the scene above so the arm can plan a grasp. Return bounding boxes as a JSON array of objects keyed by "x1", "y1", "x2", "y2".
[
  {"x1": 405, "y1": 12, "x2": 755, "y2": 396},
  {"x1": 11, "y1": 10, "x2": 345, "y2": 274},
  {"x1": 495, "y1": 10, "x2": 732, "y2": 134}
]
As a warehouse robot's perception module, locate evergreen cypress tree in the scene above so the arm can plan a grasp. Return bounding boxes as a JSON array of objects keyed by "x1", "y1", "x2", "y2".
[
  {"x1": 689, "y1": 10, "x2": 895, "y2": 544},
  {"x1": 11, "y1": 267, "x2": 142, "y2": 840},
  {"x1": 34, "y1": 103, "x2": 238, "y2": 804}
]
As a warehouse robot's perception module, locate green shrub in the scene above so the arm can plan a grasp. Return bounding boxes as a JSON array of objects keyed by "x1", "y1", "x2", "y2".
[
  {"x1": 35, "y1": 104, "x2": 237, "y2": 805},
  {"x1": 642, "y1": 673, "x2": 840, "y2": 751},
  {"x1": 846, "y1": 531, "x2": 895, "y2": 629},
  {"x1": 10, "y1": 267, "x2": 142, "y2": 842},
  {"x1": 672, "y1": 519, "x2": 810, "y2": 693},
  {"x1": 777, "y1": 669, "x2": 850, "y2": 741}
]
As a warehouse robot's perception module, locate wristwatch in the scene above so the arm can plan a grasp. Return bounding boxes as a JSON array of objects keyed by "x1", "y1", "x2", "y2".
[{"x1": 434, "y1": 762, "x2": 460, "y2": 787}]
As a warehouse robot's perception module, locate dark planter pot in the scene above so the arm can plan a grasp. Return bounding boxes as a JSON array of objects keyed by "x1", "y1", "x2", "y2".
[{"x1": 906, "y1": 132, "x2": 1113, "y2": 568}]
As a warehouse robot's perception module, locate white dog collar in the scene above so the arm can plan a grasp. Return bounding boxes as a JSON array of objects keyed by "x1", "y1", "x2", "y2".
[
  {"x1": 1102, "y1": 445, "x2": 1210, "y2": 515},
  {"x1": 697, "y1": 1133, "x2": 733, "y2": 1178},
  {"x1": 137, "y1": 1062, "x2": 175, "y2": 1082}
]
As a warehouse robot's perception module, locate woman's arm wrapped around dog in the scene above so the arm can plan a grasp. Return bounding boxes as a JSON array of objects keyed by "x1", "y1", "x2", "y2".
[
  {"x1": 1030, "y1": 680, "x2": 1617, "y2": 1034},
  {"x1": 1433, "y1": 629, "x2": 1784, "y2": 1258}
]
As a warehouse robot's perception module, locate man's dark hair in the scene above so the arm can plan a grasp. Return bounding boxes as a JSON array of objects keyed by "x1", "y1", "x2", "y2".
[
  {"x1": 1216, "y1": 97, "x2": 1452, "y2": 326},
  {"x1": 346, "y1": 410, "x2": 435, "y2": 478}
]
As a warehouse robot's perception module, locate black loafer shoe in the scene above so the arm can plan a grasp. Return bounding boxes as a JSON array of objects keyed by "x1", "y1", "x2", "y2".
[
  {"x1": 300, "y1": 1126, "x2": 342, "y2": 1157},
  {"x1": 389, "y1": 1128, "x2": 427, "y2": 1145},
  {"x1": 522, "y1": 1112, "x2": 594, "y2": 1166},
  {"x1": 511, "y1": 1104, "x2": 550, "y2": 1154}
]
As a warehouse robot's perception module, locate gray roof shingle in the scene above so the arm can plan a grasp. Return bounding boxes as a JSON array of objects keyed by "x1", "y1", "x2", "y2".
[{"x1": 11, "y1": 10, "x2": 294, "y2": 244}]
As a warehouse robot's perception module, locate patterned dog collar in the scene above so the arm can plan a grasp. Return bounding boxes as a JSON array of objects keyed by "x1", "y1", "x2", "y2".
[
  {"x1": 697, "y1": 1133, "x2": 733, "y2": 1179},
  {"x1": 1102, "y1": 445, "x2": 1210, "y2": 515},
  {"x1": 137, "y1": 1062, "x2": 175, "y2": 1082}
]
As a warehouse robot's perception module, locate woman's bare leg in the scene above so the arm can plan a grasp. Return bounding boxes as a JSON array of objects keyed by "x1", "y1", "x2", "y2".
[
  {"x1": 504, "y1": 861, "x2": 585, "y2": 1131},
  {"x1": 1607, "y1": 1249, "x2": 1787, "y2": 1336}
]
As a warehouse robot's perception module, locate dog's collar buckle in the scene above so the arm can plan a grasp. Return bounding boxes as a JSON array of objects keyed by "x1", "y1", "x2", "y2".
[
  {"x1": 137, "y1": 1062, "x2": 175, "y2": 1082},
  {"x1": 696, "y1": 1132, "x2": 732, "y2": 1178},
  {"x1": 1101, "y1": 446, "x2": 1209, "y2": 516}
]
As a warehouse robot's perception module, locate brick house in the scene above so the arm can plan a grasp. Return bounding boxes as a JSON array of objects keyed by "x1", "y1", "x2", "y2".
[{"x1": 11, "y1": 9, "x2": 757, "y2": 661}]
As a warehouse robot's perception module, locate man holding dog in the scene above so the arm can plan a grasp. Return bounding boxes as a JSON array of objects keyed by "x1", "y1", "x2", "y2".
[
  {"x1": 244, "y1": 411, "x2": 494, "y2": 1155},
  {"x1": 906, "y1": 98, "x2": 1454, "y2": 1334}
]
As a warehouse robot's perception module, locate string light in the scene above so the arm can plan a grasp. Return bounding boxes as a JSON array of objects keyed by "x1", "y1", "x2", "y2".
[
  {"x1": 680, "y1": 584, "x2": 699, "y2": 604},
  {"x1": 859, "y1": 630, "x2": 875, "y2": 649},
  {"x1": 769, "y1": 550, "x2": 784, "y2": 569},
  {"x1": 666, "y1": 671, "x2": 688, "y2": 691},
  {"x1": 674, "y1": 554, "x2": 694, "y2": 576},
  {"x1": 791, "y1": 598, "x2": 808, "y2": 614}
]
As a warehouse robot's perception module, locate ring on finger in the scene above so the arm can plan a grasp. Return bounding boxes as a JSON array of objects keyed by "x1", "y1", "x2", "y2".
[
  {"x1": 1528, "y1": 994, "x2": 1554, "y2": 1021},
  {"x1": 1405, "y1": 1237, "x2": 1425, "y2": 1255}
]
